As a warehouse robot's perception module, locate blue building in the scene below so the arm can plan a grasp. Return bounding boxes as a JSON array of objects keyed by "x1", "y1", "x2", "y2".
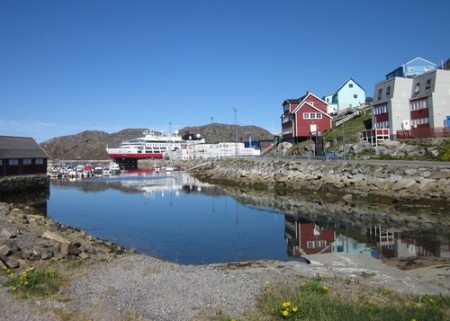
[
  {"x1": 324, "y1": 78, "x2": 366, "y2": 113},
  {"x1": 385, "y1": 57, "x2": 437, "y2": 79}
]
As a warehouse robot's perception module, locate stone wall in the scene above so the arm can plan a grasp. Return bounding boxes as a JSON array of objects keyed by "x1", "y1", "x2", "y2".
[
  {"x1": 192, "y1": 158, "x2": 450, "y2": 201},
  {"x1": 0, "y1": 175, "x2": 49, "y2": 194}
]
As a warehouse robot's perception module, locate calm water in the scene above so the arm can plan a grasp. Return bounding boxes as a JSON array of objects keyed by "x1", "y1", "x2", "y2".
[
  {"x1": 48, "y1": 172, "x2": 289, "y2": 264},
  {"x1": 47, "y1": 171, "x2": 450, "y2": 265}
]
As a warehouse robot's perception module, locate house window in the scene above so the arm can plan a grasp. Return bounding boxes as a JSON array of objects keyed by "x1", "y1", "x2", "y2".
[
  {"x1": 386, "y1": 86, "x2": 391, "y2": 97},
  {"x1": 304, "y1": 113, "x2": 322, "y2": 119},
  {"x1": 408, "y1": 67, "x2": 414, "y2": 72},
  {"x1": 23, "y1": 159, "x2": 32, "y2": 165},
  {"x1": 414, "y1": 83, "x2": 420, "y2": 93},
  {"x1": 349, "y1": 83, "x2": 353, "y2": 88},
  {"x1": 35, "y1": 158, "x2": 44, "y2": 165},
  {"x1": 425, "y1": 79, "x2": 431, "y2": 89},
  {"x1": 307, "y1": 240, "x2": 327, "y2": 248},
  {"x1": 353, "y1": 94, "x2": 358, "y2": 99},
  {"x1": 378, "y1": 88, "x2": 382, "y2": 100},
  {"x1": 8, "y1": 159, "x2": 19, "y2": 166}
]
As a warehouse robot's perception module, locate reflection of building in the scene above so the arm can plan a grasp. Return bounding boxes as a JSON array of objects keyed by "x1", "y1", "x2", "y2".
[
  {"x1": 284, "y1": 216, "x2": 335, "y2": 257},
  {"x1": 366, "y1": 226, "x2": 450, "y2": 259}
]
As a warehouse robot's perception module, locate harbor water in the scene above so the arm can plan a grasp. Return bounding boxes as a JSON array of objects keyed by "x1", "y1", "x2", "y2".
[{"x1": 47, "y1": 171, "x2": 450, "y2": 265}]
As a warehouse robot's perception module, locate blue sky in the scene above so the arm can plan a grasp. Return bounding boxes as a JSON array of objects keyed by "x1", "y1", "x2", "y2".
[{"x1": 1, "y1": 0, "x2": 449, "y2": 143}]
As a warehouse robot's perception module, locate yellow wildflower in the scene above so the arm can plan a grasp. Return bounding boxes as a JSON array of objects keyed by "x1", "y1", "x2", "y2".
[
  {"x1": 282, "y1": 301, "x2": 291, "y2": 308},
  {"x1": 282, "y1": 309, "x2": 289, "y2": 317},
  {"x1": 292, "y1": 306, "x2": 299, "y2": 313},
  {"x1": 323, "y1": 285, "x2": 329, "y2": 292}
]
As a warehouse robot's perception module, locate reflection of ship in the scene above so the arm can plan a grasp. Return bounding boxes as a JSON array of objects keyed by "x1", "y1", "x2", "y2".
[
  {"x1": 105, "y1": 130, "x2": 204, "y2": 169},
  {"x1": 113, "y1": 173, "x2": 212, "y2": 199}
]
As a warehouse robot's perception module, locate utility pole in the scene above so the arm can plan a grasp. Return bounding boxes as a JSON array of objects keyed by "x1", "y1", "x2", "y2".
[{"x1": 233, "y1": 108, "x2": 238, "y2": 156}]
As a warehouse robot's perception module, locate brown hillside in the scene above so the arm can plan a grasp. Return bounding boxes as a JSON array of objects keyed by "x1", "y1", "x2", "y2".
[{"x1": 40, "y1": 124, "x2": 273, "y2": 160}]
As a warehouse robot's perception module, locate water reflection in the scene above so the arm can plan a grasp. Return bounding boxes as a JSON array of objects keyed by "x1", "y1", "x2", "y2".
[
  {"x1": 45, "y1": 172, "x2": 449, "y2": 264},
  {"x1": 0, "y1": 188, "x2": 49, "y2": 216},
  {"x1": 284, "y1": 215, "x2": 450, "y2": 260}
]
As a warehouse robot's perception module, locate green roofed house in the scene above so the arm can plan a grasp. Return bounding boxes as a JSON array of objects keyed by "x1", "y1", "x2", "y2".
[{"x1": 0, "y1": 135, "x2": 48, "y2": 177}]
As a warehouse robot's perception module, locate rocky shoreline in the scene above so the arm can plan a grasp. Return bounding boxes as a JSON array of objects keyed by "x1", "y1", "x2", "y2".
[
  {"x1": 0, "y1": 202, "x2": 127, "y2": 271},
  {"x1": 189, "y1": 158, "x2": 450, "y2": 201},
  {"x1": 1, "y1": 168, "x2": 450, "y2": 320}
]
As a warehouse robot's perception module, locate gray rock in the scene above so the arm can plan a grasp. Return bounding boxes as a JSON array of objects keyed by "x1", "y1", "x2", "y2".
[
  {"x1": 342, "y1": 194, "x2": 353, "y2": 203},
  {"x1": 0, "y1": 229, "x2": 15, "y2": 239},
  {"x1": 388, "y1": 178, "x2": 416, "y2": 191},
  {"x1": 0, "y1": 244, "x2": 12, "y2": 256}
]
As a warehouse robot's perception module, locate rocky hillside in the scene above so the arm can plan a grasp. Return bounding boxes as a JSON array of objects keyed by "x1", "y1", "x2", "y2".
[
  {"x1": 179, "y1": 123, "x2": 273, "y2": 143},
  {"x1": 40, "y1": 124, "x2": 273, "y2": 160}
]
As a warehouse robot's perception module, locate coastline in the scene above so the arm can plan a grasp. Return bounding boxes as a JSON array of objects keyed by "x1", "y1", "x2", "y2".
[
  {"x1": 188, "y1": 158, "x2": 450, "y2": 202},
  {"x1": 1, "y1": 201, "x2": 449, "y2": 320}
]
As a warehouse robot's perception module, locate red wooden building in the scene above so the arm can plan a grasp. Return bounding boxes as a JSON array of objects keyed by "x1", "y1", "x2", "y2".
[
  {"x1": 0, "y1": 136, "x2": 48, "y2": 177},
  {"x1": 281, "y1": 92, "x2": 333, "y2": 143}
]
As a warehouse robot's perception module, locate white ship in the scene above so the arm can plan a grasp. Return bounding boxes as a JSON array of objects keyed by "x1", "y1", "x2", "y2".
[{"x1": 106, "y1": 130, "x2": 204, "y2": 169}]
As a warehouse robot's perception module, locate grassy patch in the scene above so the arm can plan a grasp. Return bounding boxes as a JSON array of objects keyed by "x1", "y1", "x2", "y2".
[
  {"x1": 438, "y1": 140, "x2": 450, "y2": 161},
  {"x1": 2, "y1": 266, "x2": 62, "y2": 298},
  {"x1": 217, "y1": 274, "x2": 450, "y2": 321}
]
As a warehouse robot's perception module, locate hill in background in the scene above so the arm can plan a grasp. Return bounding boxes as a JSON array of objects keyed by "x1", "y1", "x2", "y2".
[{"x1": 40, "y1": 124, "x2": 274, "y2": 160}]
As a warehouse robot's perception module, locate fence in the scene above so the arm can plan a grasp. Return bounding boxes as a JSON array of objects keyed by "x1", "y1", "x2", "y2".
[{"x1": 397, "y1": 127, "x2": 450, "y2": 139}]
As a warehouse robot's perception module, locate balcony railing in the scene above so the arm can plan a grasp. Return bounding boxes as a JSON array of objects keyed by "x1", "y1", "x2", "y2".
[{"x1": 397, "y1": 127, "x2": 450, "y2": 139}]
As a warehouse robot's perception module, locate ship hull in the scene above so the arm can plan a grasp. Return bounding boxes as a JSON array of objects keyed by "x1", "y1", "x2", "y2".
[{"x1": 107, "y1": 153, "x2": 164, "y2": 159}]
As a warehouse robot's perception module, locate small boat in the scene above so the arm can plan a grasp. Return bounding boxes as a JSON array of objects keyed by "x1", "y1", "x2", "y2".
[
  {"x1": 162, "y1": 166, "x2": 176, "y2": 172},
  {"x1": 109, "y1": 162, "x2": 121, "y2": 175}
]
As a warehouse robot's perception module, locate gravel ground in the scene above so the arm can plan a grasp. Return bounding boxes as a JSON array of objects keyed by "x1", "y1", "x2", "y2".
[
  {"x1": 1, "y1": 202, "x2": 449, "y2": 320},
  {"x1": 1, "y1": 252, "x2": 449, "y2": 321}
]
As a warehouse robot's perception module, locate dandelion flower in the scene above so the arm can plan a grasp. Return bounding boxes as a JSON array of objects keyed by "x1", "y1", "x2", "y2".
[
  {"x1": 292, "y1": 306, "x2": 299, "y2": 313},
  {"x1": 282, "y1": 301, "x2": 291, "y2": 308},
  {"x1": 282, "y1": 310, "x2": 289, "y2": 317}
]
